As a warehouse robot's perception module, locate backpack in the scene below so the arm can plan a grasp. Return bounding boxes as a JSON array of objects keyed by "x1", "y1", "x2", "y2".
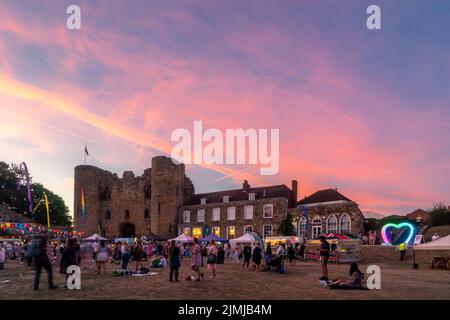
[{"x1": 27, "y1": 240, "x2": 42, "y2": 258}]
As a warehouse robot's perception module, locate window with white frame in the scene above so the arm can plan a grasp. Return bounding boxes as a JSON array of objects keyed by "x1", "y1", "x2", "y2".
[
  {"x1": 263, "y1": 225, "x2": 273, "y2": 238},
  {"x1": 244, "y1": 225, "x2": 253, "y2": 234},
  {"x1": 227, "y1": 207, "x2": 236, "y2": 220},
  {"x1": 326, "y1": 215, "x2": 338, "y2": 234},
  {"x1": 197, "y1": 209, "x2": 205, "y2": 222},
  {"x1": 299, "y1": 217, "x2": 308, "y2": 238},
  {"x1": 183, "y1": 210, "x2": 190, "y2": 223},
  {"x1": 200, "y1": 198, "x2": 206, "y2": 205},
  {"x1": 249, "y1": 193, "x2": 256, "y2": 201},
  {"x1": 212, "y1": 208, "x2": 220, "y2": 221},
  {"x1": 223, "y1": 196, "x2": 230, "y2": 203},
  {"x1": 263, "y1": 204, "x2": 273, "y2": 218},
  {"x1": 244, "y1": 205, "x2": 254, "y2": 219},
  {"x1": 339, "y1": 213, "x2": 351, "y2": 234}
]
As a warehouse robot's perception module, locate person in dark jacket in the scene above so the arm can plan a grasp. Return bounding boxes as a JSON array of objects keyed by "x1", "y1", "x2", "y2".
[
  {"x1": 60, "y1": 239, "x2": 77, "y2": 288},
  {"x1": 168, "y1": 240, "x2": 181, "y2": 282},
  {"x1": 33, "y1": 237, "x2": 57, "y2": 290}
]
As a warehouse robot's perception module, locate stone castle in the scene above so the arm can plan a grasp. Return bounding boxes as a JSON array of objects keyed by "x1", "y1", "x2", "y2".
[{"x1": 74, "y1": 156, "x2": 194, "y2": 239}]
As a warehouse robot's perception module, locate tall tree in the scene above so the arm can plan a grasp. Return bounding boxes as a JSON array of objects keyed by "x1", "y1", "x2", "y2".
[{"x1": 0, "y1": 161, "x2": 72, "y2": 226}]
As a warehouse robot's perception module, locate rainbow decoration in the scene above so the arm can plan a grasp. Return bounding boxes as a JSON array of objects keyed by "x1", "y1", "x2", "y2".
[
  {"x1": 381, "y1": 222, "x2": 416, "y2": 245},
  {"x1": 81, "y1": 187, "x2": 87, "y2": 224},
  {"x1": 16, "y1": 162, "x2": 33, "y2": 215}
]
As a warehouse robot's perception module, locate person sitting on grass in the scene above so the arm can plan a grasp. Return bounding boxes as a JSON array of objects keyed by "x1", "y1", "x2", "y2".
[{"x1": 328, "y1": 263, "x2": 365, "y2": 289}]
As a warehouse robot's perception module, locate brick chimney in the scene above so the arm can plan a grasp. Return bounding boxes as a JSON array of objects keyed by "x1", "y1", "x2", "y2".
[
  {"x1": 243, "y1": 180, "x2": 251, "y2": 193},
  {"x1": 291, "y1": 180, "x2": 298, "y2": 203}
]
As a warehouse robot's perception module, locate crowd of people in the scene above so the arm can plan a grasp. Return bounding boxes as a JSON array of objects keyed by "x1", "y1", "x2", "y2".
[{"x1": 0, "y1": 234, "x2": 369, "y2": 290}]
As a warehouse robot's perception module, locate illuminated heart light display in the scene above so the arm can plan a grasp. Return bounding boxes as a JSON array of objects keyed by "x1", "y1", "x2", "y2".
[{"x1": 381, "y1": 222, "x2": 415, "y2": 245}]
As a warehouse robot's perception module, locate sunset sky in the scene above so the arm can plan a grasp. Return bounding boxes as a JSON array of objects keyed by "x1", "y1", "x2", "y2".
[{"x1": 1, "y1": 0, "x2": 449, "y2": 217}]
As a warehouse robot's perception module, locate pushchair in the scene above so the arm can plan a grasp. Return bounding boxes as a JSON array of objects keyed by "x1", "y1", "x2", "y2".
[{"x1": 265, "y1": 255, "x2": 286, "y2": 273}]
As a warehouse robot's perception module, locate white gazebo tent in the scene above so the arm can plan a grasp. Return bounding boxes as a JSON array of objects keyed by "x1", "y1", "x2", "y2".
[
  {"x1": 84, "y1": 233, "x2": 109, "y2": 241},
  {"x1": 413, "y1": 235, "x2": 450, "y2": 267},
  {"x1": 229, "y1": 233, "x2": 257, "y2": 248},
  {"x1": 169, "y1": 234, "x2": 194, "y2": 243}
]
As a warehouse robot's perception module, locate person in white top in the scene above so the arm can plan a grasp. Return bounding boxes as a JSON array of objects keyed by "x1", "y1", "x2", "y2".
[{"x1": 431, "y1": 234, "x2": 440, "y2": 241}]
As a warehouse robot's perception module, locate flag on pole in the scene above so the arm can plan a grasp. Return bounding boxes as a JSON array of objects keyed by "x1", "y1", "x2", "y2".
[{"x1": 84, "y1": 144, "x2": 89, "y2": 156}]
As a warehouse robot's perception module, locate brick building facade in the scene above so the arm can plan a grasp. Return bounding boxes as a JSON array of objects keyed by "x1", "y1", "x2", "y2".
[
  {"x1": 178, "y1": 180, "x2": 298, "y2": 240},
  {"x1": 289, "y1": 188, "x2": 365, "y2": 239}
]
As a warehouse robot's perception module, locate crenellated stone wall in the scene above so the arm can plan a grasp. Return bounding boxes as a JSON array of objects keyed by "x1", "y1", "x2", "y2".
[{"x1": 74, "y1": 156, "x2": 194, "y2": 239}]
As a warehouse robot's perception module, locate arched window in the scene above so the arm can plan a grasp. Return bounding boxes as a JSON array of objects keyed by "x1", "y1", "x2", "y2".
[
  {"x1": 312, "y1": 215, "x2": 322, "y2": 225},
  {"x1": 299, "y1": 217, "x2": 308, "y2": 238},
  {"x1": 124, "y1": 209, "x2": 130, "y2": 220},
  {"x1": 144, "y1": 208, "x2": 150, "y2": 219},
  {"x1": 339, "y1": 213, "x2": 351, "y2": 234},
  {"x1": 105, "y1": 210, "x2": 111, "y2": 220},
  {"x1": 326, "y1": 215, "x2": 338, "y2": 234}
]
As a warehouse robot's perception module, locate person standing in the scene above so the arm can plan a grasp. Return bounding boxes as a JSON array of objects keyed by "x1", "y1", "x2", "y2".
[
  {"x1": 398, "y1": 242, "x2": 407, "y2": 261},
  {"x1": 207, "y1": 239, "x2": 218, "y2": 279},
  {"x1": 95, "y1": 240, "x2": 109, "y2": 274},
  {"x1": 265, "y1": 244, "x2": 272, "y2": 264},
  {"x1": 252, "y1": 242, "x2": 262, "y2": 272},
  {"x1": 287, "y1": 243, "x2": 296, "y2": 264},
  {"x1": 121, "y1": 242, "x2": 131, "y2": 270},
  {"x1": 242, "y1": 243, "x2": 252, "y2": 271},
  {"x1": 168, "y1": 240, "x2": 181, "y2": 282},
  {"x1": 319, "y1": 236, "x2": 330, "y2": 281},
  {"x1": 60, "y1": 239, "x2": 77, "y2": 288},
  {"x1": 33, "y1": 237, "x2": 57, "y2": 290},
  {"x1": 132, "y1": 241, "x2": 144, "y2": 272},
  {"x1": 191, "y1": 238, "x2": 203, "y2": 281}
]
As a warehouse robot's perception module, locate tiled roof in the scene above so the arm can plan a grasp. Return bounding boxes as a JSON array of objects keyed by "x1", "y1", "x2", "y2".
[
  {"x1": 297, "y1": 189, "x2": 353, "y2": 205},
  {"x1": 184, "y1": 184, "x2": 293, "y2": 206}
]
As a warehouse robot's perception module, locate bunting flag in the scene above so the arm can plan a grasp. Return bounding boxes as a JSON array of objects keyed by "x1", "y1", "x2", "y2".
[
  {"x1": 81, "y1": 187, "x2": 87, "y2": 224},
  {"x1": 44, "y1": 192, "x2": 50, "y2": 228}
]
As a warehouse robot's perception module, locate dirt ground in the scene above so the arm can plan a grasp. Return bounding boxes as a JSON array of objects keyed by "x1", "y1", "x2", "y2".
[{"x1": 0, "y1": 254, "x2": 449, "y2": 300}]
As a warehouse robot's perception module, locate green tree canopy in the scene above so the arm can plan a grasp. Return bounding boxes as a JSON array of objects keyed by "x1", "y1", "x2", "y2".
[
  {"x1": 278, "y1": 213, "x2": 295, "y2": 236},
  {"x1": 0, "y1": 161, "x2": 72, "y2": 226}
]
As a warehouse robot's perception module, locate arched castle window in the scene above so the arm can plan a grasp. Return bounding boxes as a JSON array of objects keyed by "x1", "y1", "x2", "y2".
[
  {"x1": 326, "y1": 215, "x2": 338, "y2": 234},
  {"x1": 124, "y1": 209, "x2": 130, "y2": 220},
  {"x1": 339, "y1": 213, "x2": 351, "y2": 234},
  {"x1": 144, "y1": 208, "x2": 150, "y2": 219},
  {"x1": 312, "y1": 215, "x2": 322, "y2": 225},
  {"x1": 105, "y1": 210, "x2": 111, "y2": 220}
]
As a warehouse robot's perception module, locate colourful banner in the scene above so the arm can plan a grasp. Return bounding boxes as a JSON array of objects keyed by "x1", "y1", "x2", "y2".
[{"x1": 81, "y1": 187, "x2": 87, "y2": 224}]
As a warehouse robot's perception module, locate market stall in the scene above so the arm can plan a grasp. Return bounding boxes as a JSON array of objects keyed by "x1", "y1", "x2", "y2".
[
  {"x1": 84, "y1": 233, "x2": 109, "y2": 241},
  {"x1": 200, "y1": 233, "x2": 228, "y2": 244},
  {"x1": 306, "y1": 235, "x2": 361, "y2": 263},
  {"x1": 264, "y1": 236, "x2": 299, "y2": 248},
  {"x1": 229, "y1": 232, "x2": 264, "y2": 249},
  {"x1": 169, "y1": 234, "x2": 194, "y2": 243},
  {"x1": 413, "y1": 235, "x2": 450, "y2": 269}
]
